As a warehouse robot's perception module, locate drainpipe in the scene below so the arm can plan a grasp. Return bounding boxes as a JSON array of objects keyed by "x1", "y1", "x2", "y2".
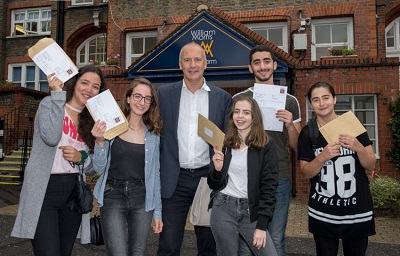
[{"x1": 56, "y1": 1, "x2": 65, "y2": 48}]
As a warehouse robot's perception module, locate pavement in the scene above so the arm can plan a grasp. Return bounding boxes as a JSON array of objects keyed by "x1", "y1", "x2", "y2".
[{"x1": 0, "y1": 185, "x2": 399, "y2": 256}]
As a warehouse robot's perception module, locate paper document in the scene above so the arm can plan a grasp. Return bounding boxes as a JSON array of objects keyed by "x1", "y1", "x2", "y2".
[
  {"x1": 86, "y1": 89, "x2": 128, "y2": 140},
  {"x1": 197, "y1": 114, "x2": 225, "y2": 150},
  {"x1": 253, "y1": 83, "x2": 287, "y2": 132},
  {"x1": 28, "y1": 38, "x2": 78, "y2": 83},
  {"x1": 319, "y1": 111, "x2": 367, "y2": 143}
]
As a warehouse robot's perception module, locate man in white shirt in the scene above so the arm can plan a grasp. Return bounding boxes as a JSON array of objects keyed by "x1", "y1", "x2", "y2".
[{"x1": 157, "y1": 42, "x2": 232, "y2": 255}]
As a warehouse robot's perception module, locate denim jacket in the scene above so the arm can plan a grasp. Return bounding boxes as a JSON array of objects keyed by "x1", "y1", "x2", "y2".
[{"x1": 93, "y1": 126, "x2": 162, "y2": 220}]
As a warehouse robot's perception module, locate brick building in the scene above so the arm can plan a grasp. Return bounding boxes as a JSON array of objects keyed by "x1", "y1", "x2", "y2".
[{"x1": 0, "y1": 0, "x2": 399, "y2": 197}]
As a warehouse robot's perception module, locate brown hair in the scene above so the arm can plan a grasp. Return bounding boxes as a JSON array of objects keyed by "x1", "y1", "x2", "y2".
[
  {"x1": 121, "y1": 77, "x2": 162, "y2": 135},
  {"x1": 63, "y1": 65, "x2": 106, "y2": 152},
  {"x1": 224, "y1": 95, "x2": 269, "y2": 149}
]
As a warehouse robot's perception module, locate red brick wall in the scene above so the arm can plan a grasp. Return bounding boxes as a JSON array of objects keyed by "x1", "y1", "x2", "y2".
[{"x1": 100, "y1": 57, "x2": 400, "y2": 199}]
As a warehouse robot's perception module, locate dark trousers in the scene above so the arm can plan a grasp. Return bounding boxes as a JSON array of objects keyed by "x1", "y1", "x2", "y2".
[
  {"x1": 157, "y1": 167, "x2": 216, "y2": 256},
  {"x1": 314, "y1": 235, "x2": 368, "y2": 256},
  {"x1": 32, "y1": 173, "x2": 82, "y2": 256}
]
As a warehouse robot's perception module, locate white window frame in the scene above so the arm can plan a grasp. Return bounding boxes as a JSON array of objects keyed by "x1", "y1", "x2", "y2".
[
  {"x1": 8, "y1": 63, "x2": 49, "y2": 92},
  {"x1": 11, "y1": 8, "x2": 51, "y2": 37},
  {"x1": 311, "y1": 17, "x2": 354, "y2": 61},
  {"x1": 386, "y1": 17, "x2": 400, "y2": 58},
  {"x1": 71, "y1": 0, "x2": 93, "y2": 6},
  {"x1": 126, "y1": 31, "x2": 157, "y2": 68},
  {"x1": 305, "y1": 94, "x2": 379, "y2": 158},
  {"x1": 246, "y1": 22, "x2": 288, "y2": 53},
  {"x1": 76, "y1": 34, "x2": 107, "y2": 67}
]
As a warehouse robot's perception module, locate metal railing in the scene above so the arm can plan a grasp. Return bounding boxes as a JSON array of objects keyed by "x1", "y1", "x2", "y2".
[
  {"x1": 19, "y1": 127, "x2": 33, "y2": 183},
  {"x1": 2, "y1": 106, "x2": 24, "y2": 155}
]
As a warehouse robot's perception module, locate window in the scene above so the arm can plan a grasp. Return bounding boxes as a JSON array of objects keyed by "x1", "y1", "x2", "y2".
[
  {"x1": 311, "y1": 18, "x2": 354, "y2": 61},
  {"x1": 305, "y1": 95, "x2": 378, "y2": 156},
  {"x1": 71, "y1": 0, "x2": 93, "y2": 5},
  {"x1": 76, "y1": 34, "x2": 107, "y2": 66},
  {"x1": 386, "y1": 17, "x2": 400, "y2": 58},
  {"x1": 126, "y1": 31, "x2": 157, "y2": 68},
  {"x1": 246, "y1": 22, "x2": 288, "y2": 52},
  {"x1": 11, "y1": 8, "x2": 51, "y2": 36},
  {"x1": 8, "y1": 63, "x2": 49, "y2": 92}
]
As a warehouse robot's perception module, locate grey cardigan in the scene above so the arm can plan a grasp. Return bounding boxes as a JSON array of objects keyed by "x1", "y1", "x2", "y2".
[{"x1": 11, "y1": 91, "x2": 94, "y2": 244}]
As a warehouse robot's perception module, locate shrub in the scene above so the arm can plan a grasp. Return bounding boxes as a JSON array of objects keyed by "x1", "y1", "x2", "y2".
[
  {"x1": 387, "y1": 90, "x2": 400, "y2": 171},
  {"x1": 369, "y1": 176, "x2": 400, "y2": 211}
]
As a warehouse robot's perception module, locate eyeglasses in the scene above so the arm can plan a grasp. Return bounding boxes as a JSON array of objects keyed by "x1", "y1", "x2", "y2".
[{"x1": 131, "y1": 93, "x2": 153, "y2": 104}]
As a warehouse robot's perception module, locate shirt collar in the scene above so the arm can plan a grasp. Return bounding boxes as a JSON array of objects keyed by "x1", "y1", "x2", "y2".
[{"x1": 182, "y1": 78, "x2": 211, "y2": 92}]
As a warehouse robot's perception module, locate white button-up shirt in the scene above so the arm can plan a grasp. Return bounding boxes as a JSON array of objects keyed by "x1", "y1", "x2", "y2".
[{"x1": 178, "y1": 79, "x2": 210, "y2": 169}]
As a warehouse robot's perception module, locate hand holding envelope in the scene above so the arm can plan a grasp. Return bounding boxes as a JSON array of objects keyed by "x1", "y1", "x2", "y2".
[
  {"x1": 319, "y1": 111, "x2": 367, "y2": 143},
  {"x1": 197, "y1": 114, "x2": 225, "y2": 150}
]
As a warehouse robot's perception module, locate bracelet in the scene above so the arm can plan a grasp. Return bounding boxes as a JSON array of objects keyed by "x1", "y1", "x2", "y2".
[{"x1": 77, "y1": 150, "x2": 88, "y2": 165}]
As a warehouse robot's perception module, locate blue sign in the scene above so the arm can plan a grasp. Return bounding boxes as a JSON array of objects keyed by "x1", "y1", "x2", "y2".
[{"x1": 127, "y1": 11, "x2": 288, "y2": 82}]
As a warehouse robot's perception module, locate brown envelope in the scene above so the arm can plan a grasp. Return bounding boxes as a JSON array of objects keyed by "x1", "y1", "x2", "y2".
[
  {"x1": 197, "y1": 114, "x2": 225, "y2": 150},
  {"x1": 85, "y1": 90, "x2": 128, "y2": 140},
  {"x1": 319, "y1": 111, "x2": 367, "y2": 143}
]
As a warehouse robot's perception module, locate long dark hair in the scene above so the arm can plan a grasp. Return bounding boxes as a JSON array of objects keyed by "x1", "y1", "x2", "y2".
[
  {"x1": 224, "y1": 95, "x2": 269, "y2": 149},
  {"x1": 64, "y1": 65, "x2": 106, "y2": 152},
  {"x1": 121, "y1": 77, "x2": 162, "y2": 135}
]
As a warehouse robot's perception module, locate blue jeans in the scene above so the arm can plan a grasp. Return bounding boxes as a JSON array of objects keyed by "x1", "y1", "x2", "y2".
[
  {"x1": 238, "y1": 177, "x2": 290, "y2": 256},
  {"x1": 101, "y1": 178, "x2": 153, "y2": 256},
  {"x1": 210, "y1": 192, "x2": 277, "y2": 256}
]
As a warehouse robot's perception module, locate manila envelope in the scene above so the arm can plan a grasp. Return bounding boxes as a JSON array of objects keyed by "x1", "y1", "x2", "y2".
[
  {"x1": 319, "y1": 111, "x2": 367, "y2": 143},
  {"x1": 86, "y1": 89, "x2": 128, "y2": 140},
  {"x1": 197, "y1": 114, "x2": 225, "y2": 150}
]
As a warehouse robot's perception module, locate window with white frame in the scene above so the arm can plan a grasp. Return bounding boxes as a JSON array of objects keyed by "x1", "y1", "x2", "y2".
[
  {"x1": 126, "y1": 31, "x2": 157, "y2": 68},
  {"x1": 386, "y1": 17, "x2": 400, "y2": 58},
  {"x1": 71, "y1": 0, "x2": 93, "y2": 5},
  {"x1": 8, "y1": 63, "x2": 49, "y2": 92},
  {"x1": 246, "y1": 22, "x2": 288, "y2": 53},
  {"x1": 76, "y1": 34, "x2": 107, "y2": 66},
  {"x1": 305, "y1": 94, "x2": 378, "y2": 156},
  {"x1": 11, "y1": 8, "x2": 51, "y2": 36},
  {"x1": 311, "y1": 17, "x2": 354, "y2": 61}
]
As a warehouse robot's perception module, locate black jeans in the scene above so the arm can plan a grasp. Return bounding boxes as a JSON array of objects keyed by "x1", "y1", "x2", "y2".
[
  {"x1": 157, "y1": 167, "x2": 216, "y2": 256},
  {"x1": 314, "y1": 235, "x2": 368, "y2": 256},
  {"x1": 32, "y1": 173, "x2": 82, "y2": 256}
]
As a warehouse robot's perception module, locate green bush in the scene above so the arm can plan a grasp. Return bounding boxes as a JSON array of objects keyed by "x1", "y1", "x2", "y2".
[
  {"x1": 369, "y1": 176, "x2": 400, "y2": 210},
  {"x1": 387, "y1": 90, "x2": 400, "y2": 171}
]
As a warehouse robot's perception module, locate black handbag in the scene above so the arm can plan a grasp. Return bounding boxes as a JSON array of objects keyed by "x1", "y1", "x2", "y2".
[
  {"x1": 68, "y1": 172, "x2": 93, "y2": 214},
  {"x1": 90, "y1": 202, "x2": 104, "y2": 246}
]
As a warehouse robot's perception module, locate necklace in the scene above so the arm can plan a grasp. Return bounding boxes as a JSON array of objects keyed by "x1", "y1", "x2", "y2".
[
  {"x1": 128, "y1": 125, "x2": 141, "y2": 132},
  {"x1": 65, "y1": 103, "x2": 82, "y2": 113}
]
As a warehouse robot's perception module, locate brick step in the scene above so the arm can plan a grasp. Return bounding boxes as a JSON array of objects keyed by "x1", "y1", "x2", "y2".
[
  {"x1": 0, "y1": 161, "x2": 22, "y2": 165},
  {"x1": 0, "y1": 175, "x2": 20, "y2": 179},
  {"x1": 0, "y1": 181, "x2": 21, "y2": 185},
  {"x1": 0, "y1": 167, "x2": 20, "y2": 172}
]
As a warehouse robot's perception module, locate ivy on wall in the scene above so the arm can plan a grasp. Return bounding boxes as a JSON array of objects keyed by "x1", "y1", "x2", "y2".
[{"x1": 387, "y1": 91, "x2": 400, "y2": 171}]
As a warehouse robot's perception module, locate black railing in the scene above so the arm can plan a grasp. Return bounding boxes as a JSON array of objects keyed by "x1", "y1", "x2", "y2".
[
  {"x1": 3, "y1": 106, "x2": 24, "y2": 155},
  {"x1": 20, "y1": 127, "x2": 33, "y2": 183}
]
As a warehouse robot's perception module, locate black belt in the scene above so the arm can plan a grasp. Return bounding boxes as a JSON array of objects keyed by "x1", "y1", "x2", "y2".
[
  {"x1": 180, "y1": 165, "x2": 208, "y2": 172},
  {"x1": 106, "y1": 178, "x2": 144, "y2": 186}
]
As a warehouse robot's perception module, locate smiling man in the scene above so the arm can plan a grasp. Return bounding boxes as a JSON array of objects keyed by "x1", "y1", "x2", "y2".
[
  {"x1": 157, "y1": 42, "x2": 232, "y2": 256},
  {"x1": 234, "y1": 45, "x2": 301, "y2": 256}
]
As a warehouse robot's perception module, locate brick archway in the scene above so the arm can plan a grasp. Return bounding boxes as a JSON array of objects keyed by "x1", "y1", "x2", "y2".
[{"x1": 64, "y1": 22, "x2": 107, "y2": 64}]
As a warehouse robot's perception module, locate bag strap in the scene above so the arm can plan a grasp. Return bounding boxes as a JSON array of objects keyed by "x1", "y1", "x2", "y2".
[{"x1": 308, "y1": 118, "x2": 319, "y2": 150}]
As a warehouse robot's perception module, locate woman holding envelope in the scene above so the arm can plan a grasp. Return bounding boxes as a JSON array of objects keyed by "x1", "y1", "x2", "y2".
[
  {"x1": 11, "y1": 65, "x2": 106, "y2": 255},
  {"x1": 297, "y1": 82, "x2": 376, "y2": 256},
  {"x1": 91, "y1": 77, "x2": 163, "y2": 256},
  {"x1": 207, "y1": 95, "x2": 279, "y2": 256}
]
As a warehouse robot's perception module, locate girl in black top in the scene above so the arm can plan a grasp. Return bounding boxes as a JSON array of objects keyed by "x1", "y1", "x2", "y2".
[{"x1": 298, "y1": 82, "x2": 376, "y2": 256}]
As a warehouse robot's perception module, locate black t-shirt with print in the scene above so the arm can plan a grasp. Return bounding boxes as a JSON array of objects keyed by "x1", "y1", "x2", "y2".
[{"x1": 298, "y1": 125, "x2": 376, "y2": 239}]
